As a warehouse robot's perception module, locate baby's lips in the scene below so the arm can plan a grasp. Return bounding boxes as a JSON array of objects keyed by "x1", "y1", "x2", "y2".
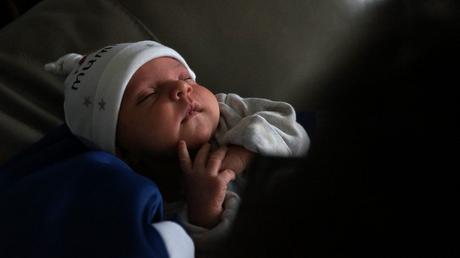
[
  {"x1": 181, "y1": 102, "x2": 200, "y2": 124},
  {"x1": 181, "y1": 104, "x2": 191, "y2": 124}
]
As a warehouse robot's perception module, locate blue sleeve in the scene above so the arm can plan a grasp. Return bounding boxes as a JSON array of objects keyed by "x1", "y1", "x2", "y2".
[{"x1": 0, "y1": 127, "x2": 192, "y2": 258}]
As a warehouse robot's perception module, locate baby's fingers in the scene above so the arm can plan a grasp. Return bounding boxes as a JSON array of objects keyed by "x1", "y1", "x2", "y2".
[
  {"x1": 207, "y1": 146, "x2": 228, "y2": 175},
  {"x1": 219, "y1": 169, "x2": 236, "y2": 185},
  {"x1": 194, "y1": 143, "x2": 211, "y2": 170},
  {"x1": 178, "y1": 140, "x2": 192, "y2": 174}
]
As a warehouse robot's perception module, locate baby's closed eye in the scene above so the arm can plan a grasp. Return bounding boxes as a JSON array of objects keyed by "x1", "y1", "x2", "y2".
[{"x1": 137, "y1": 88, "x2": 158, "y2": 104}]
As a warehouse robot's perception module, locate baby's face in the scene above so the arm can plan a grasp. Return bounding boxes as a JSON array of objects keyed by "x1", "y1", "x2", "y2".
[{"x1": 116, "y1": 57, "x2": 219, "y2": 159}]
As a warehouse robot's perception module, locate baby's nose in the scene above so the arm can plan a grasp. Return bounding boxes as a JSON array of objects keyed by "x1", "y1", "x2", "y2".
[{"x1": 169, "y1": 81, "x2": 192, "y2": 101}]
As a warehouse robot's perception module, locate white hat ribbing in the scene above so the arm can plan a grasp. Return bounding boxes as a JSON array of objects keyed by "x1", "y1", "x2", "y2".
[{"x1": 44, "y1": 41, "x2": 196, "y2": 154}]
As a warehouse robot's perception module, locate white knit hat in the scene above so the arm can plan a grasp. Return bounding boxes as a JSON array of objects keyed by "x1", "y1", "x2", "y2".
[{"x1": 44, "y1": 41, "x2": 196, "y2": 154}]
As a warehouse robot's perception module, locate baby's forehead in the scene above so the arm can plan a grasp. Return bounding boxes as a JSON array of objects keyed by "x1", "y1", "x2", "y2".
[
  {"x1": 124, "y1": 57, "x2": 186, "y2": 94},
  {"x1": 132, "y1": 57, "x2": 186, "y2": 81}
]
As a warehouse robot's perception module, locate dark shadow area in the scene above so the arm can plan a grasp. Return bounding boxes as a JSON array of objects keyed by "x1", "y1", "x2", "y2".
[
  {"x1": 1, "y1": 0, "x2": 43, "y2": 28},
  {"x1": 220, "y1": 0, "x2": 460, "y2": 257}
]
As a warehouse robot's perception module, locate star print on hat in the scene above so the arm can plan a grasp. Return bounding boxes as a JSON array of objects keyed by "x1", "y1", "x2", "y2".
[{"x1": 44, "y1": 41, "x2": 196, "y2": 154}]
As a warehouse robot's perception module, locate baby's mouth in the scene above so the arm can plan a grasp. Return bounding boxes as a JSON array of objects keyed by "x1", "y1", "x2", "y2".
[{"x1": 181, "y1": 102, "x2": 200, "y2": 124}]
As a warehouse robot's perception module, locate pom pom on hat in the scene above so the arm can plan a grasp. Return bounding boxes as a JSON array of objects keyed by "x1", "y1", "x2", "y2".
[
  {"x1": 45, "y1": 41, "x2": 196, "y2": 154},
  {"x1": 44, "y1": 53, "x2": 83, "y2": 75}
]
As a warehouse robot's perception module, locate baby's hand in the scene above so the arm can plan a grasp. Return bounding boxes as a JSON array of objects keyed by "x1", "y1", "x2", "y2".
[
  {"x1": 178, "y1": 141, "x2": 235, "y2": 228},
  {"x1": 221, "y1": 145, "x2": 255, "y2": 175}
]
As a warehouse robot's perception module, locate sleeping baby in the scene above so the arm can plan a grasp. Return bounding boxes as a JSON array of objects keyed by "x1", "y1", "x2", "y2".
[{"x1": 44, "y1": 40, "x2": 310, "y2": 253}]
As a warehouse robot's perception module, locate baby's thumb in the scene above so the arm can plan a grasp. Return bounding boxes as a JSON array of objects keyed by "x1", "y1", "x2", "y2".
[{"x1": 44, "y1": 53, "x2": 83, "y2": 75}]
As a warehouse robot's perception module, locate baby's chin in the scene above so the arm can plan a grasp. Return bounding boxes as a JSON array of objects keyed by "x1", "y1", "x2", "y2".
[{"x1": 182, "y1": 133, "x2": 213, "y2": 151}]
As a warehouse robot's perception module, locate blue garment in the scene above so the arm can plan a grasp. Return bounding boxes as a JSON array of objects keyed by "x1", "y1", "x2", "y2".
[{"x1": 0, "y1": 125, "x2": 170, "y2": 258}]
